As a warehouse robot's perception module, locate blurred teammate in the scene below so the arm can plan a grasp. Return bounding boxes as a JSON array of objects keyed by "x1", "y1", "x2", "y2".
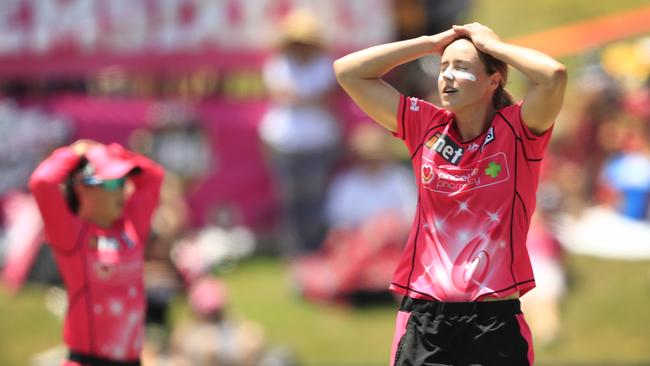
[
  {"x1": 334, "y1": 22, "x2": 566, "y2": 365},
  {"x1": 30, "y1": 140, "x2": 164, "y2": 365}
]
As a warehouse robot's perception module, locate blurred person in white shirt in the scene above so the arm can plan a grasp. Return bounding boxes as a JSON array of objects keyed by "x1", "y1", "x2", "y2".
[{"x1": 259, "y1": 9, "x2": 341, "y2": 254}]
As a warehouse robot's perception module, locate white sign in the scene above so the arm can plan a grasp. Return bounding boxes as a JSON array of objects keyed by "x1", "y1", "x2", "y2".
[{"x1": 0, "y1": 0, "x2": 394, "y2": 54}]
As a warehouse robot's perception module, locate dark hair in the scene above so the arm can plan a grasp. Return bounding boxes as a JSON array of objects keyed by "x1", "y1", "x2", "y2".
[
  {"x1": 452, "y1": 37, "x2": 515, "y2": 110},
  {"x1": 64, "y1": 157, "x2": 89, "y2": 214}
]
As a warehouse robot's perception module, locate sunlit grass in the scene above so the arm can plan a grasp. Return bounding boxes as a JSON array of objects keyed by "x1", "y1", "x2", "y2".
[{"x1": 1, "y1": 255, "x2": 649, "y2": 365}]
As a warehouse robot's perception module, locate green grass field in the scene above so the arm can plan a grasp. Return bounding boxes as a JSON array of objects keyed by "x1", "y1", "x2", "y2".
[{"x1": 1, "y1": 255, "x2": 650, "y2": 365}]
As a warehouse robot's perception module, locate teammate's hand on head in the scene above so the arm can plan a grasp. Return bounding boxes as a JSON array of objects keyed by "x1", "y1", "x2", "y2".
[
  {"x1": 71, "y1": 139, "x2": 103, "y2": 156},
  {"x1": 427, "y1": 29, "x2": 459, "y2": 55},
  {"x1": 452, "y1": 23, "x2": 501, "y2": 54}
]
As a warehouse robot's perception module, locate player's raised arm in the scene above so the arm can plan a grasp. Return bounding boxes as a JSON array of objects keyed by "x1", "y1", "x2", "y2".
[
  {"x1": 453, "y1": 23, "x2": 567, "y2": 134},
  {"x1": 333, "y1": 30, "x2": 457, "y2": 132}
]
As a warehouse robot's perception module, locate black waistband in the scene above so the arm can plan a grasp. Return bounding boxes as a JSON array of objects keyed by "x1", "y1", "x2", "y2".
[
  {"x1": 399, "y1": 296, "x2": 521, "y2": 316},
  {"x1": 68, "y1": 351, "x2": 141, "y2": 366}
]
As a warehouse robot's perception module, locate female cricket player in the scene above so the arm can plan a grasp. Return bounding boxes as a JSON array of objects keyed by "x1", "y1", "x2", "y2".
[
  {"x1": 334, "y1": 22, "x2": 566, "y2": 365},
  {"x1": 30, "y1": 140, "x2": 164, "y2": 365}
]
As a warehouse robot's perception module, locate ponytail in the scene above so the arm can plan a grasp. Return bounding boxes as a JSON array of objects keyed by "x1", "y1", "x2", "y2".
[
  {"x1": 472, "y1": 39, "x2": 514, "y2": 110},
  {"x1": 493, "y1": 84, "x2": 515, "y2": 110},
  {"x1": 64, "y1": 157, "x2": 89, "y2": 214}
]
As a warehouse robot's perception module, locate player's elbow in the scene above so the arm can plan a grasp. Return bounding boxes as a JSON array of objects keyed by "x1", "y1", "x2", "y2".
[
  {"x1": 333, "y1": 57, "x2": 359, "y2": 84},
  {"x1": 537, "y1": 63, "x2": 567, "y2": 94},
  {"x1": 28, "y1": 171, "x2": 51, "y2": 194},
  {"x1": 549, "y1": 63, "x2": 568, "y2": 87},
  {"x1": 333, "y1": 58, "x2": 348, "y2": 81},
  {"x1": 28, "y1": 174, "x2": 56, "y2": 203}
]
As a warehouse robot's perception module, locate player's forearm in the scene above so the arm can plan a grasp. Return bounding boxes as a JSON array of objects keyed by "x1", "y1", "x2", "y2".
[
  {"x1": 121, "y1": 148, "x2": 165, "y2": 191},
  {"x1": 484, "y1": 41, "x2": 567, "y2": 86},
  {"x1": 334, "y1": 30, "x2": 454, "y2": 81},
  {"x1": 29, "y1": 147, "x2": 82, "y2": 189}
]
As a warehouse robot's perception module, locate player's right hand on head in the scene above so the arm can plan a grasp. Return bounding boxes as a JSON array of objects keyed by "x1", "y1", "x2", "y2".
[{"x1": 71, "y1": 139, "x2": 103, "y2": 156}]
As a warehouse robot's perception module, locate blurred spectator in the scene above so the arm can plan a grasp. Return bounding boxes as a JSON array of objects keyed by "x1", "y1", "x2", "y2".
[
  {"x1": 324, "y1": 123, "x2": 416, "y2": 229},
  {"x1": 557, "y1": 62, "x2": 622, "y2": 203},
  {"x1": 0, "y1": 191, "x2": 45, "y2": 291},
  {"x1": 171, "y1": 203, "x2": 256, "y2": 284},
  {"x1": 387, "y1": 0, "x2": 472, "y2": 99},
  {"x1": 393, "y1": 0, "x2": 473, "y2": 40},
  {"x1": 130, "y1": 101, "x2": 213, "y2": 187},
  {"x1": 259, "y1": 9, "x2": 341, "y2": 254},
  {"x1": 599, "y1": 120, "x2": 650, "y2": 220},
  {"x1": 521, "y1": 212, "x2": 566, "y2": 347},
  {"x1": 143, "y1": 173, "x2": 189, "y2": 355},
  {"x1": 166, "y1": 276, "x2": 294, "y2": 366},
  {"x1": 548, "y1": 38, "x2": 650, "y2": 260},
  {"x1": 292, "y1": 124, "x2": 415, "y2": 304},
  {"x1": 0, "y1": 100, "x2": 70, "y2": 291},
  {"x1": 0, "y1": 100, "x2": 70, "y2": 196}
]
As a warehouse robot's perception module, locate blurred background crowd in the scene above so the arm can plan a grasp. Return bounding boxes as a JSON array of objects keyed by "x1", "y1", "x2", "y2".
[{"x1": 0, "y1": 0, "x2": 649, "y2": 365}]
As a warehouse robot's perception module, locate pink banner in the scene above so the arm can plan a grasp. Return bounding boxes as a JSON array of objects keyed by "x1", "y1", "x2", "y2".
[
  {"x1": 45, "y1": 94, "x2": 368, "y2": 231},
  {"x1": 47, "y1": 95, "x2": 278, "y2": 230},
  {"x1": 0, "y1": 50, "x2": 266, "y2": 78},
  {"x1": 0, "y1": 0, "x2": 393, "y2": 77}
]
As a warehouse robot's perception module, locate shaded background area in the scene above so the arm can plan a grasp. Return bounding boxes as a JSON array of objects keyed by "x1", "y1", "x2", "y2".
[{"x1": 1, "y1": 0, "x2": 650, "y2": 365}]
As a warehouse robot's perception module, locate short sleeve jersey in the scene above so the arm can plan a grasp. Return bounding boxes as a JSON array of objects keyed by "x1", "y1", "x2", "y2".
[
  {"x1": 390, "y1": 95, "x2": 552, "y2": 301},
  {"x1": 29, "y1": 146, "x2": 164, "y2": 361}
]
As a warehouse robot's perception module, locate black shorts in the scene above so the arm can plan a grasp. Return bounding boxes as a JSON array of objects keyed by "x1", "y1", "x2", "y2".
[
  {"x1": 68, "y1": 351, "x2": 141, "y2": 366},
  {"x1": 390, "y1": 297, "x2": 534, "y2": 366}
]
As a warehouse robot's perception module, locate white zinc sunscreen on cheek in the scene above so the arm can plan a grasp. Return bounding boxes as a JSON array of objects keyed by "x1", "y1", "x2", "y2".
[{"x1": 441, "y1": 69, "x2": 477, "y2": 82}]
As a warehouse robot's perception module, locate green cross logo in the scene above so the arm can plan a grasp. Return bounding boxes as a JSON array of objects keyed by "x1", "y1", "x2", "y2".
[{"x1": 485, "y1": 162, "x2": 502, "y2": 178}]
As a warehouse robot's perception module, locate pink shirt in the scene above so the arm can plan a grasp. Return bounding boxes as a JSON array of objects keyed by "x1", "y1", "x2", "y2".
[
  {"x1": 29, "y1": 146, "x2": 163, "y2": 361},
  {"x1": 390, "y1": 95, "x2": 552, "y2": 301}
]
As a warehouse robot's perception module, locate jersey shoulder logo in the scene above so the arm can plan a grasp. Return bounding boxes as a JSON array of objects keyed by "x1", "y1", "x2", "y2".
[
  {"x1": 481, "y1": 127, "x2": 495, "y2": 150},
  {"x1": 425, "y1": 132, "x2": 464, "y2": 165},
  {"x1": 409, "y1": 98, "x2": 419, "y2": 112}
]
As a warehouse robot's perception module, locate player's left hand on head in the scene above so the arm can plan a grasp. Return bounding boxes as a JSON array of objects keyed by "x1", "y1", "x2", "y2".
[{"x1": 452, "y1": 23, "x2": 501, "y2": 53}]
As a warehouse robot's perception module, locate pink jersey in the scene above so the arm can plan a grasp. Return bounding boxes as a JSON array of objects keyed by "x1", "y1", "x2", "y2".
[
  {"x1": 390, "y1": 95, "x2": 552, "y2": 301},
  {"x1": 29, "y1": 146, "x2": 163, "y2": 361}
]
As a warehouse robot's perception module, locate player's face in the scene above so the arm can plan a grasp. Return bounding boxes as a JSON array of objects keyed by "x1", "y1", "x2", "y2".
[
  {"x1": 438, "y1": 39, "x2": 499, "y2": 113},
  {"x1": 78, "y1": 181, "x2": 127, "y2": 225}
]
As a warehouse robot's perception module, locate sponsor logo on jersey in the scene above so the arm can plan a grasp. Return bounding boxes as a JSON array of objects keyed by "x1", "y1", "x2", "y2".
[
  {"x1": 425, "y1": 133, "x2": 464, "y2": 165},
  {"x1": 467, "y1": 143, "x2": 480, "y2": 152},
  {"x1": 409, "y1": 98, "x2": 419, "y2": 112},
  {"x1": 94, "y1": 262, "x2": 114, "y2": 279},
  {"x1": 97, "y1": 236, "x2": 120, "y2": 252},
  {"x1": 481, "y1": 127, "x2": 495, "y2": 150},
  {"x1": 422, "y1": 164, "x2": 435, "y2": 183},
  {"x1": 484, "y1": 161, "x2": 502, "y2": 178},
  {"x1": 92, "y1": 259, "x2": 142, "y2": 282},
  {"x1": 421, "y1": 152, "x2": 510, "y2": 194}
]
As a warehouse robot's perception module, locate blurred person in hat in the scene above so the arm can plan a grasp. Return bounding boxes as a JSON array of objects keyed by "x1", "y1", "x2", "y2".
[
  {"x1": 29, "y1": 139, "x2": 164, "y2": 366},
  {"x1": 259, "y1": 9, "x2": 341, "y2": 255}
]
